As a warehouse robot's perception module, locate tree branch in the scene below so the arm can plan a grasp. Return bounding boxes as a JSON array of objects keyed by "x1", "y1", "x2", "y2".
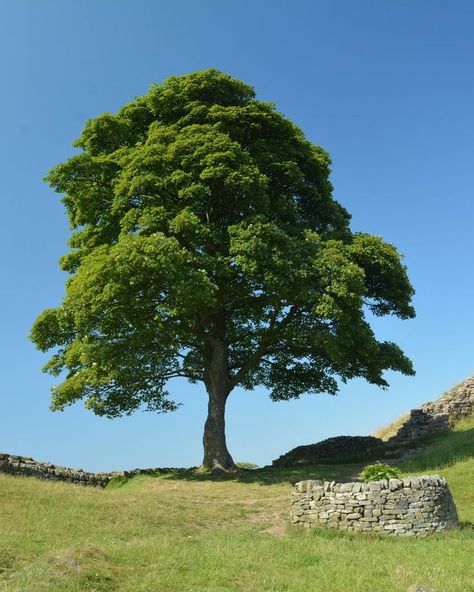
[
  {"x1": 161, "y1": 371, "x2": 199, "y2": 381},
  {"x1": 228, "y1": 305, "x2": 299, "y2": 390}
]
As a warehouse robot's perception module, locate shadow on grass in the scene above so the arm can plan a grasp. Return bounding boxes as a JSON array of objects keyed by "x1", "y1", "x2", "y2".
[
  {"x1": 177, "y1": 462, "x2": 359, "y2": 485},
  {"x1": 107, "y1": 462, "x2": 363, "y2": 488}
]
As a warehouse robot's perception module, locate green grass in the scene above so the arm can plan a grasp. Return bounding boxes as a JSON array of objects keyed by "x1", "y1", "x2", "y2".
[
  {"x1": 1, "y1": 420, "x2": 473, "y2": 591},
  {"x1": 400, "y1": 414, "x2": 474, "y2": 473}
]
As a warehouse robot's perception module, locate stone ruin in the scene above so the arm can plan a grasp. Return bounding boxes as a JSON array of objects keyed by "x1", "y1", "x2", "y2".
[{"x1": 291, "y1": 476, "x2": 458, "y2": 536}]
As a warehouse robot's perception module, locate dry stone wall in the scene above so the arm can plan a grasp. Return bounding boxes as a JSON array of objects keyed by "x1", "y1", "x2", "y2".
[
  {"x1": 0, "y1": 452, "x2": 112, "y2": 487},
  {"x1": 273, "y1": 375, "x2": 474, "y2": 466},
  {"x1": 0, "y1": 452, "x2": 189, "y2": 487},
  {"x1": 291, "y1": 476, "x2": 458, "y2": 536},
  {"x1": 387, "y1": 376, "x2": 474, "y2": 446},
  {"x1": 272, "y1": 435, "x2": 384, "y2": 467}
]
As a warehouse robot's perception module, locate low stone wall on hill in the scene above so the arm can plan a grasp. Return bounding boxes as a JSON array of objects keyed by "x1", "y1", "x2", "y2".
[
  {"x1": 273, "y1": 375, "x2": 474, "y2": 466},
  {"x1": 387, "y1": 376, "x2": 474, "y2": 446},
  {"x1": 291, "y1": 476, "x2": 458, "y2": 536},
  {"x1": 0, "y1": 452, "x2": 112, "y2": 487},
  {"x1": 0, "y1": 452, "x2": 189, "y2": 487},
  {"x1": 272, "y1": 435, "x2": 384, "y2": 467}
]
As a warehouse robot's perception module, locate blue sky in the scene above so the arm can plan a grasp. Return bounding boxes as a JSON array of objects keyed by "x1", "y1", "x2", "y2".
[{"x1": 0, "y1": 1, "x2": 472, "y2": 471}]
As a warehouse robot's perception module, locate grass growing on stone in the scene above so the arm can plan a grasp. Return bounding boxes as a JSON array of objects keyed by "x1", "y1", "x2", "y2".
[{"x1": 1, "y1": 420, "x2": 473, "y2": 592}]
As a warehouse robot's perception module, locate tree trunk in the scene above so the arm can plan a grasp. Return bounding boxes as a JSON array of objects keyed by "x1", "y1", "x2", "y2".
[
  {"x1": 201, "y1": 332, "x2": 236, "y2": 471},
  {"x1": 202, "y1": 385, "x2": 235, "y2": 471}
]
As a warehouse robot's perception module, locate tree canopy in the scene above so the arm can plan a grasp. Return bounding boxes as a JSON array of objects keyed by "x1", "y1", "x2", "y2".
[{"x1": 31, "y1": 69, "x2": 415, "y2": 470}]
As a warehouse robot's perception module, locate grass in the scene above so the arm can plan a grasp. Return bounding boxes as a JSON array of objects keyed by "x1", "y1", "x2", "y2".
[
  {"x1": 400, "y1": 415, "x2": 474, "y2": 472},
  {"x1": 1, "y1": 419, "x2": 473, "y2": 591},
  {"x1": 372, "y1": 411, "x2": 410, "y2": 441}
]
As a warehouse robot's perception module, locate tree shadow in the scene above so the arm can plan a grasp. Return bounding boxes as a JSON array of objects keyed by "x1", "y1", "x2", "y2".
[{"x1": 141, "y1": 462, "x2": 363, "y2": 487}]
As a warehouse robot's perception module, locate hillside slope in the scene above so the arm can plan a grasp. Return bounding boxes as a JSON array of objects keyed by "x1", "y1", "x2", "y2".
[{"x1": 1, "y1": 414, "x2": 473, "y2": 592}]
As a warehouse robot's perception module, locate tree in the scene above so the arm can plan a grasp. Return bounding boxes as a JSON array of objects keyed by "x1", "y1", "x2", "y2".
[{"x1": 31, "y1": 69, "x2": 415, "y2": 471}]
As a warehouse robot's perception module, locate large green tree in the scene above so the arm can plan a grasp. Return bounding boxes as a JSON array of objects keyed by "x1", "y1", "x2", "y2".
[{"x1": 31, "y1": 70, "x2": 415, "y2": 471}]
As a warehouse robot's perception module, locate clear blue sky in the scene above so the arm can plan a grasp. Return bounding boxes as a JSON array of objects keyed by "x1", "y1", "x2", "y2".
[{"x1": 1, "y1": 1, "x2": 473, "y2": 471}]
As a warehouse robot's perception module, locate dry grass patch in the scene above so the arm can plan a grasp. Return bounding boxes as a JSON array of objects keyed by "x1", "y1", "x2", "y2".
[{"x1": 373, "y1": 411, "x2": 410, "y2": 441}]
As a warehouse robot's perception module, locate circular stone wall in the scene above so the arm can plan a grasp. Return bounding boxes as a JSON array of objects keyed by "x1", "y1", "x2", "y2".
[{"x1": 291, "y1": 476, "x2": 458, "y2": 536}]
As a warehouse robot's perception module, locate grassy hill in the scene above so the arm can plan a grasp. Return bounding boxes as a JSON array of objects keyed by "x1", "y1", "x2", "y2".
[{"x1": 1, "y1": 416, "x2": 473, "y2": 592}]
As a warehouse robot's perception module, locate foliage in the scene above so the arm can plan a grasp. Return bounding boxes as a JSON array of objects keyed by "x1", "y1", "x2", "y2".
[
  {"x1": 359, "y1": 462, "x2": 401, "y2": 482},
  {"x1": 30, "y1": 69, "x2": 415, "y2": 467}
]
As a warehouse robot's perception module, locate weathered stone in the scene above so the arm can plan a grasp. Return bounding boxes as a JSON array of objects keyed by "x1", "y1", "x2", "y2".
[
  {"x1": 389, "y1": 478, "x2": 403, "y2": 491},
  {"x1": 387, "y1": 376, "x2": 474, "y2": 448}
]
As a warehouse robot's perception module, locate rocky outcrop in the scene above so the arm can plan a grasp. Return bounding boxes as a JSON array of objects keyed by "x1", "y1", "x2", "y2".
[
  {"x1": 272, "y1": 435, "x2": 384, "y2": 467},
  {"x1": 291, "y1": 476, "x2": 458, "y2": 536}
]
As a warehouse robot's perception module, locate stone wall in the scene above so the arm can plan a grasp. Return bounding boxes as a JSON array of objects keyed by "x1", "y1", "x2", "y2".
[
  {"x1": 387, "y1": 376, "x2": 474, "y2": 446},
  {"x1": 0, "y1": 452, "x2": 112, "y2": 487},
  {"x1": 0, "y1": 452, "x2": 190, "y2": 487},
  {"x1": 291, "y1": 476, "x2": 458, "y2": 536},
  {"x1": 273, "y1": 375, "x2": 474, "y2": 466},
  {"x1": 272, "y1": 435, "x2": 384, "y2": 467}
]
